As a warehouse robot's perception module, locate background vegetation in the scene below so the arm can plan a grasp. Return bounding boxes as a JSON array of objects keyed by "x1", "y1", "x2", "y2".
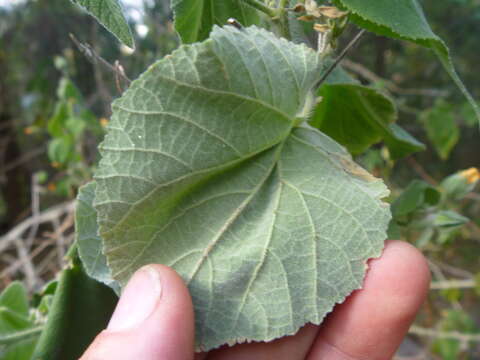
[{"x1": 0, "y1": 0, "x2": 479, "y2": 358}]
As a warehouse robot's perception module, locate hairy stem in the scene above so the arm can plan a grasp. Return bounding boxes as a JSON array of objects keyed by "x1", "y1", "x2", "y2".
[{"x1": 239, "y1": 0, "x2": 277, "y2": 17}]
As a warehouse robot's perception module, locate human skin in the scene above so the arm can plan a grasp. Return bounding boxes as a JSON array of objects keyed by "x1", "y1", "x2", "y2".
[{"x1": 81, "y1": 240, "x2": 431, "y2": 360}]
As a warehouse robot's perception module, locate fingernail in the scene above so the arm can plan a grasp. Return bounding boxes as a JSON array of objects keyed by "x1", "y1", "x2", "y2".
[{"x1": 107, "y1": 265, "x2": 162, "y2": 332}]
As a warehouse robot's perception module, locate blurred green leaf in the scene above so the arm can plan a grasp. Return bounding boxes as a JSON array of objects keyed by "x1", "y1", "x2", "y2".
[
  {"x1": 421, "y1": 100, "x2": 459, "y2": 160},
  {"x1": 310, "y1": 84, "x2": 424, "y2": 158},
  {"x1": 1, "y1": 337, "x2": 37, "y2": 360},
  {"x1": 433, "y1": 210, "x2": 469, "y2": 228},
  {"x1": 56, "y1": 78, "x2": 81, "y2": 102},
  {"x1": 65, "y1": 116, "x2": 86, "y2": 136},
  {"x1": 440, "y1": 288, "x2": 462, "y2": 303},
  {"x1": 47, "y1": 102, "x2": 69, "y2": 138},
  {"x1": 0, "y1": 282, "x2": 29, "y2": 320},
  {"x1": 416, "y1": 227, "x2": 434, "y2": 248},
  {"x1": 47, "y1": 137, "x2": 73, "y2": 165},
  {"x1": 0, "y1": 283, "x2": 40, "y2": 360},
  {"x1": 70, "y1": 0, "x2": 134, "y2": 48},
  {"x1": 392, "y1": 180, "x2": 440, "y2": 218},
  {"x1": 333, "y1": 0, "x2": 480, "y2": 123},
  {"x1": 432, "y1": 310, "x2": 477, "y2": 360}
]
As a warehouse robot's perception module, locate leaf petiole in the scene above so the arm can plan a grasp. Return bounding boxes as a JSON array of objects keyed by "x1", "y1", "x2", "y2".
[
  {"x1": 0, "y1": 326, "x2": 43, "y2": 346},
  {"x1": 238, "y1": 0, "x2": 277, "y2": 18}
]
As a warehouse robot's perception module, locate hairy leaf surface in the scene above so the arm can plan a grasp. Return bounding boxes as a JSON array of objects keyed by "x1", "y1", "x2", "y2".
[
  {"x1": 75, "y1": 182, "x2": 119, "y2": 292},
  {"x1": 71, "y1": 0, "x2": 134, "y2": 48},
  {"x1": 333, "y1": 0, "x2": 480, "y2": 123},
  {"x1": 172, "y1": 0, "x2": 261, "y2": 43},
  {"x1": 80, "y1": 26, "x2": 391, "y2": 350}
]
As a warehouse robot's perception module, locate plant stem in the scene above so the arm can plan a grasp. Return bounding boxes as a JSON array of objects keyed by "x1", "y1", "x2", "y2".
[
  {"x1": 315, "y1": 29, "x2": 366, "y2": 88},
  {"x1": 273, "y1": 0, "x2": 292, "y2": 39},
  {"x1": 240, "y1": 0, "x2": 277, "y2": 17},
  {"x1": 430, "y1": 279, "x2": 476, "y2": 290},
  {"x1": 278, "y1": 0, "x2": 290, "y2": 9},
  {"x1": 0, "y1": 326, "x2": 44, "y2": 346}
]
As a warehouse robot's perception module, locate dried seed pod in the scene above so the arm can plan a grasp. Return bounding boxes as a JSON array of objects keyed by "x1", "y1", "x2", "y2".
[
  {"x1": 318, "y1": 6, "x2": 349, "y2": 19},
  {"x1": 297, "y1": 15, "x2": 315, "y2": 22},
  {"x1": 293, "y1": 3, "x2": 306, "y2": 13},
  {"x1": 314, "y1": 23, "x2": 331, "y2": 33}
]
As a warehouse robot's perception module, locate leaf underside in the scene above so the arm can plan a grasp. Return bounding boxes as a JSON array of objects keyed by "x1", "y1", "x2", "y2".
[
  {"x1": 71, "y1": 0, "x2": 134, "y2": 48},
  {"x1": 77, "y1": 26, "x2": 391, "y2": 351},
  {"x1": 75, "y1": 182, "x2": 120, "y2": 293},
  {"x1": 333, "y1": 0, "x2": 480, "y2": 124}
]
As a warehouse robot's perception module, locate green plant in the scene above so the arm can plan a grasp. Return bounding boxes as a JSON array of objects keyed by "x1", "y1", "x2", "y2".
[{"x1": 1, "y1": 0, "x2": 479, "y2": 358}]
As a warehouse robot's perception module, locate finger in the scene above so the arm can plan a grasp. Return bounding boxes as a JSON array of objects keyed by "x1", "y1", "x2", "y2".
[
  {"x1": 307, "y1": 240, "x2": 431, "y2": 360},
  {"x1": 206, "y1": 324, "x2": 319, "y2": 360},
  {"x1": 81, "y1": 265, "x2": 195, "y2": 360}
]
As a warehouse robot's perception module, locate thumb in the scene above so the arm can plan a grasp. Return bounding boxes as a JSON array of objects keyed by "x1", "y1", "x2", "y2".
[{"x1": 81, "y1": 265, "x2": 195, "y2": 360}]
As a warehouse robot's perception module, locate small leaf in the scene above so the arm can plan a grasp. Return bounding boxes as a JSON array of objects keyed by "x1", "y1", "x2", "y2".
[
  {"x1": 71, "y1": 0, "x2": 134, "y2": 48},
  {"x1": 84, "y1": 25, "x2": 391, "y2": 350},
  {"x1": 47, "y1": 137, "x2": 73, "y2": 165},
  {"x1": 433, "y1": 210, "x2": 469, "y2": 228},
  {"x1": 172, "y1": 0, "x2": 261, "y2": 43},
  {"x1": 333, "y1": 0, "x2": 480, "y2": 124},
  {"x1": 1, "y1": 338, "x2": 37, "y2": 360},
  {"x1": 0, "y1": 282, "x2": 29, "y2": 318},
  {"x1": 421, "y1": 100, "x2": 459, "y2": 160},
  {"x1": 47, "y1": 102, "x2": 69, "y2": 138},
  {"x1": 310, "y1": 83, "x2": 424, "y2": 158},
  {"x1": 392, "y1": 180, "x2": 440, "y2": 218}
]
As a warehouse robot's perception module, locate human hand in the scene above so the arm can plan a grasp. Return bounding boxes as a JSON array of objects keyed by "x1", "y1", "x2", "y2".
[{"x1": 81, "y1": 240, "x2": 430, "y2": 360}]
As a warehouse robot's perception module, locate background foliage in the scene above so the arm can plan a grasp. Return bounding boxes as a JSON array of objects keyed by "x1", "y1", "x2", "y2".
[{"x1": 0, "y1": 0, "x2": 479, "y2": 358}]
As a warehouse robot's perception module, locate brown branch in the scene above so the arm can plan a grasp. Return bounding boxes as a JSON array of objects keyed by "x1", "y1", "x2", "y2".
[
  {"x1": 409, "y1": 325, "x2": 480, "y2": 343},
  {"x1": 3, "y1": 147, "x2": 46, "y2": 173},
  {"x1": 343, "y1": 59, "x2": 449, "y2": 97},
  {"x1": 430, "y1": 279, "x2": 476, "y2": 290},
  {"x1": 0, "y1": 202, "x2": 75, "y2": 254},
  {"x1": 406, "y1": 157, "x2": 438, "y2": 186},
  {"x1": 69, "y1": 33, "x2": 131, "y2": 84}
]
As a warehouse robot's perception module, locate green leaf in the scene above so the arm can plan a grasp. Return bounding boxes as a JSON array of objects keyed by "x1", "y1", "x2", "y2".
[
  {"x1": 82, "y1": 25, "x2": 391, "y2": 350},
  {"x1": 433, "y1": 210, "x2": 469, "y2": 228},
  {"x1": 71, "y1": 0, "x2": 134, "y2": 48},
  {"x1": 47, "y1": 102, "x2": 69, "y2": 138},
  {"x1": 333, "y1": 0, "x2": 480, "y2": 124},
  {"x1": 32, "y1": 260, "x2": 117, "y2": 360},
  {"x1": 0, "y1": 283, "x2": 41, "y2": 358},
  {"x1": 47, "y1": 136, "x2": 73, "y2": 165},
  {"x1": 310, "y1": 84, "x2": 424, "y2": 158},
  {"x1": 421, "y1": 100, "x2": 459, "y2": 160},
  {"x1": 432, "y1": 310, "x2": 477, "y2": 360},
  {"x1": 392, "y1": 180, "x2": 440, "y2": 218},
  {"x1": 172, "y1": 0, "x2": 261, "y2": 43},
  {"x1": 76, "y1": 182, "x2": 119, "y2": 292},
  {"x1": 1, "y1": 338, "x2": 37, "y2": 360},
  {"x1": 0, "y1": 282, "x2": 29, "y2": 318}
]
